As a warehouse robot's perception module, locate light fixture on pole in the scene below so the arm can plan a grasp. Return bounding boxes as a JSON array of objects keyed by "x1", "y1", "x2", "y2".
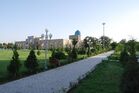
[
  {"x1": 49, "y1": 33, "x2": 52, "y2": 40},
  {"x1": 102, "y1": 22, "x2": 106, "y2": 49},
  {"x1": 45, "y1": 29, "x2": 48, "y2": 69}
]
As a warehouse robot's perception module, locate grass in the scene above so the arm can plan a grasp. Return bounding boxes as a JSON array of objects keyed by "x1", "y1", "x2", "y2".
[
  {"x1": 68, "y1": 57, "x2": 123, "y2": 93},
  {"x1": 0, "y1": 49, "x2": 52, "y2": 78},
  {"x1": 0, "y1": 49, "x2": 87, "y2": 79}
]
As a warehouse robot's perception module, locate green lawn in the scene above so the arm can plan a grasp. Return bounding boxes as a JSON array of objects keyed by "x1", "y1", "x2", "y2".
[
  {"x1": 68, "y1": 58, "x2": 123, "y2": 93},
  {"x1": 0, "y1": 49, "x2": 87, "y2": 79},
  {"x1": 0, "y1": 49, "x2": 52, "y2": 78}
]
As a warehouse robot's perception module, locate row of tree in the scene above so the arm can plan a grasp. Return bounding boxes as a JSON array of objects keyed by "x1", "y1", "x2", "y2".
[
  {"x1": 0, "y1": 43, "x2": 14, "y2": 49},
  {"x1": 6, "y1": 35, "x2": 113, "y2": 78},
  {"x1": 7, "y1": 46, "x2": 39, "y2": 78}
]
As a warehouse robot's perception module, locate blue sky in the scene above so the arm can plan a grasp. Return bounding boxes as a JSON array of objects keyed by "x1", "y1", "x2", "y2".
[{"x1": 0, "y1": 0, "x2": 139, "y2": 43}]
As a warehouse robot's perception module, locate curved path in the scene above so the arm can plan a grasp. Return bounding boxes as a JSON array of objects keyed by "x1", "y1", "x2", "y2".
[{"x1": 0, "y1": 51, "x2": 113, "y2": 93}]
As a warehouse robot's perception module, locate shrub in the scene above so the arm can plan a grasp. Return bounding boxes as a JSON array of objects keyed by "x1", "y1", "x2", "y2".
[
  {"x1": 119, "y1": 47, "x2": 129, "y2": 66},
  {"x1": 115, "y1": 44, "x2": 124, "y2": 52},
  {"x1": 7, "y1": 49, "x2": 21, "y2": 78},
  {"x1": 120, "y1": 62, "x2": 139, "y2": 93},
  {"x1": 78, "y1": 48, "x2": 86, "y2": 55},
  {"x1": 49, "y1": 57, "x2": 60, "y2": 68},
  {"x1": 71, "y1": 48, "x2": 78, "y2": 59},
  {"x1": 24, "y1": 49, "x2": 39, "y2": 74},
  {"x1": 37, "y1": 50, "x2": 41, "y2": 56},
  {"x1": 135, "y1": 43, "x2": 139, "y2": 51},
  {"x1": 51, "y1": 50, "x2": 67, "y2": 60},
  {"x1": 111, "y1": 42, "x2": 117, "y2": 50}
]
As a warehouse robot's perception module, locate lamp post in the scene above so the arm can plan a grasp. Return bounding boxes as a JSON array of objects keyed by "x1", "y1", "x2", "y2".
[
  {"x1": 49, "y1": 33, "x2": 52, "y2": 40},
  {"x1": 102, "y1": 22, "x2": 106, "y2": 49},
  {"x1": 49, "y1": 33, "x2": 53, "y2": 49},
  {"x1": 45, "y1": 29, "x2": 48, "y2": 69}
]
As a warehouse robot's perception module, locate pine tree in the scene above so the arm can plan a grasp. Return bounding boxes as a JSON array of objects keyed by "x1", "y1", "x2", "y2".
[
  {"x1": 24, "y1": 49, "x2": 39, "y2": 74},
  {"x1": 7, "y1": 48, "x2": 21, "y2": 78}
]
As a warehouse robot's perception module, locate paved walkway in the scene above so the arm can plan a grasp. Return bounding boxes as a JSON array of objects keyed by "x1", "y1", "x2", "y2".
[{"x1": 0, "y1": 51, "x2": 113, "y2": 93}]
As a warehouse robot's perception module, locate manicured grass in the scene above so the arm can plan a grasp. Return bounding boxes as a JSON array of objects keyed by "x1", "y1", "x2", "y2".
[
  {"x1": 0, "y1": 49, "x2": 86, "y2": 79},
  {"x1": 0, "y1": 49, "x2": 52, "y2": 78},
  {"x1": 68, "y1": 60, "x2": 123, "y2": 93}
]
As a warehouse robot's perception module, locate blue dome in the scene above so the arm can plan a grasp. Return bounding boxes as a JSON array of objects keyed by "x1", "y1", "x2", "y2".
[{"x1": 75, "y1": 30, "x2": 81, "y2": 36}]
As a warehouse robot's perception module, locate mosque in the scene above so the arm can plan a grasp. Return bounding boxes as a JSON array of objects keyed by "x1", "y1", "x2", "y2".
[{"x1": 15, "y1": 30, "x2": 82, "y2": 49}]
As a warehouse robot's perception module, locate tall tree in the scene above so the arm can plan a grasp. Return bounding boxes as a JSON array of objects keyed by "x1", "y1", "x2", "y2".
[
  {"x1": 72, "y1": 39, "x2": 78, "y2": 48},
  {"x1": 71, "y1": 39, "x2": 78, "y2": 60},
  {"x1": 24, "y1": 49, "x2": 39, "y2": 74},
  {"x1": 99, "y1": 36, "x2": 111, "y2": 49},
  {"x1": 83, "y1": 36, "x2": 99, "y2": 56},
  {"x1": 127, "y1": 39, "x2": 137, "y2": 62}
]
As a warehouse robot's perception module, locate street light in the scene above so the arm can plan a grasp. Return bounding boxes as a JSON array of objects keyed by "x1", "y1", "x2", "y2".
[
  {"x1": 49, "y1": 33, "x2": 53, "y2": 49},
  {"x1": 49, "y1": 33, "x2": 52, "y2": 40},
  {"x1": 102, "y1": 22, "x2": 106, "y2": 49},
  {"x1": 45, "y1": 29, "x2": 48, "y2": 70}
]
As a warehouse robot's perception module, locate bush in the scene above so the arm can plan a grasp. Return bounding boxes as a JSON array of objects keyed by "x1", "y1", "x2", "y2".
[
  {"x1": 49, "y1": 57, "x2": 60, "y2": 68},
  {"x1": 78, "y1": 48, "x2": 86, "y2": 55},
  {"x1": 119, "y1": 48, "x2": 129, "y2": 66},
  {"x1": 120, "y1": 62, "x2": 139, "y2": 93},
  {"x1": 51, "y1": 50, "x2": 67, "y2": 60},
  {"x1": 71, "y1": 48, "x2": 78, "y2": 59},
  {"x1": 24, "y1": 50, "x2": 39, "y2": 74},
  {"x1": 37, "y1": 50, "x2": 41, "y2": 56},
  {"x1": 115, "y1": 44, "x2": 124, "y2": 52},
  {"x1": 7, "y1": 49, "x2": 21, "y2": 78},
  {"x1": 135, "y1": 43, "x2": 139, "y2": 51}
]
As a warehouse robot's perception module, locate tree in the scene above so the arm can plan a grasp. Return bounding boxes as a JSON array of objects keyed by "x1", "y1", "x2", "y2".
[
  {"x1": 135, "y1": 42, "x2": 139, "y2": 51},
  {"x1": 120, "y1": 62, "x2": 139, "y2": 93},
  {"x1": 7, "y1": 43, "x2": 14, "y2": 49},
  {"x1": 0, "y1": 43, "x2": 3, "y2": 48},
  {"x1": 83, "y1": 36, "x2": 91, "y2": 56},
  {"x1": 119, "y1": 46, "x2": 129, "y2": 66},
  {"x1": 127, "y1": 40, "x2": 137, "y2": 62},
  {"x1": 72, "y1": 39, "x2": 78, "y2": 48},
  {"x1": 71, "y1": 39, "x2": 78, "y2": 60},
  {"x1": 119, "y1": 39, "x2": 126, "y2": 44},
  {"x1": 115, "y1": 43, "x2": 124, "y2": 52},
  {"x1": 24, "y1": 50, "x2": 39, "y2": 74},
  {"x1": 99, "y1": 36, "x2": 111, "y2": 49},
  {"x1": 3, "y1": 43, "x2": 7, "y2": 49},
  {"x1": 83, "y1": 36, "x2": 99, "y2": 56},
  {"x1": 7, "y1": 48, "x2": 21, "y2": 78},
  {"x1": 110, "y1": 42, "x2": 117, "y2": 50}
]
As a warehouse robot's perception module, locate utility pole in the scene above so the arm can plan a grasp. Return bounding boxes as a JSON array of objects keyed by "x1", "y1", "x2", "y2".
[
  {"x1": 102, "y1": 22, "x2": 106, "y2": 49},
  {"x1": 45, "y1": 29, "x2": 48, "y2": 70}
]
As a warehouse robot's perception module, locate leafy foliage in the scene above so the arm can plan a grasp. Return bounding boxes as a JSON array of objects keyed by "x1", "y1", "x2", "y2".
[
  {"x1": 119, "y1": 47, "x2": 129, "y2": 66},
  {"x1": 111, "y1": 42, "x2": 118, "y2": 50},
  {"x1": 24, "y1": 49, "x2": 39, "y2": 74},
  {"x1": 115, "y1": 44, "x2": 124, "y2": 52},
  {"x1": 7, "y1": 48, "x2": 21, "y2": 78},
  {"x1": 120, "y1": 39, "x2": 139, "y2": 93},
  {"x1": 37, "y1": 50, "x2": 41, "y2": 56},
  {"x1": 71, "y1": 48, "x2": 78, "y2": 59},
  {"x1": 120, "y1": 62, "x2": 139, "y2": 93},
  {"x1": 99, "y1": 36, "x2": 111, "y2": 49},
  {"x1": 51, "y1": 50, "x2": 67, "y2": 60}
]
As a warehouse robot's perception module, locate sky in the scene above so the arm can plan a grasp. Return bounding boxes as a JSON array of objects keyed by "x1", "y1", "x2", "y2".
[{"x1": 0, "y1": 0, "x2": 139, "y2": 43}]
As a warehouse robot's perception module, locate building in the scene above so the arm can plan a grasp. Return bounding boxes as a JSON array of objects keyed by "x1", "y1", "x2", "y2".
[{"x1": 15, "y1": 30, "x2": 82, "y2": 49}]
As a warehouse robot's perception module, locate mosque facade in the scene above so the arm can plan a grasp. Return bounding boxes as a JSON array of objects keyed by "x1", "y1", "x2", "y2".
[{"x1": 15, "y1": 30, "x2": 82, "y2": 49}]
